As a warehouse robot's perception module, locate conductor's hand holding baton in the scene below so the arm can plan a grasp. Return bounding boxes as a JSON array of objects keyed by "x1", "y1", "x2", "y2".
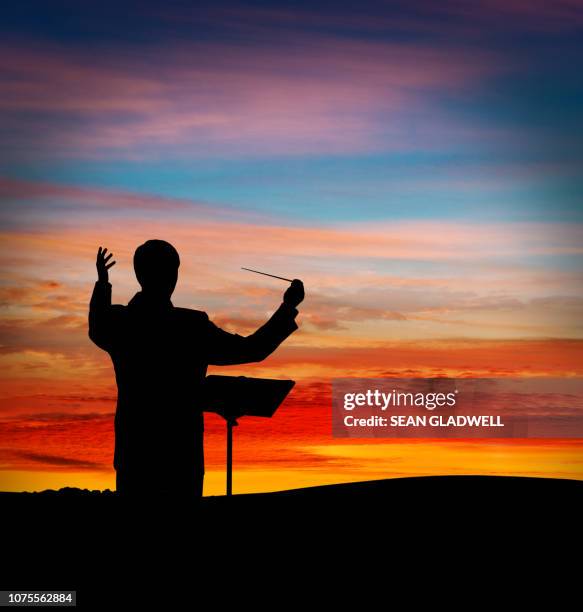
[{"x1": 283, "y1": 279, "x2": 305, "y2": 308}]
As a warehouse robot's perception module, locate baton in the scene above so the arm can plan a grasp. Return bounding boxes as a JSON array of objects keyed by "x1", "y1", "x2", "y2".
[{"x1": 241, "y1": 267, "x2": 294, "y2": 282}]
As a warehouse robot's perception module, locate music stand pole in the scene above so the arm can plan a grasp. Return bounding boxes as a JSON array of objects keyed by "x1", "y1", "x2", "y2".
[
  {"x1": 203, "y1": 375, "x2": 295, "y2": 498},
  {"x1": 226, "y1": 417, "x2": 238, "y2": 496}
]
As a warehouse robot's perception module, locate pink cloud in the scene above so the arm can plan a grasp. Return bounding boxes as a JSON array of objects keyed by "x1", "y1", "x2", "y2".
[
  {"x1": 0, "y1": 37, "x2": 503, "y2": 157},
  {"x1": 0, "y1": 177, "x2": 234, "y2": 215}
]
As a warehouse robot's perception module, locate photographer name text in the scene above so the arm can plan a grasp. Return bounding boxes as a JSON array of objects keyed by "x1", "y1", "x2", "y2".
[{"x1": 344, "y1": 414, "x2": 503, "y2": 427}]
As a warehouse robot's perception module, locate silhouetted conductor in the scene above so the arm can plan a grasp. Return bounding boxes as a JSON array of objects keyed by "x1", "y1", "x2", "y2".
[{"x1": 88, "y1": 240, "x2": 304, "y2": 499}]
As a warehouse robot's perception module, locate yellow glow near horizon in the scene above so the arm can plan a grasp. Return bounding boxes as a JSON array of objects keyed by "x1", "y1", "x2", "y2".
[{"x1": 2, "y1": 439, "x2": 581, "y2": 496}]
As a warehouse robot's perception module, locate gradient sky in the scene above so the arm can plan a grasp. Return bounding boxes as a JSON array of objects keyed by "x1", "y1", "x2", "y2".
[{"x1": 1, "y1": 0, "x2": 583, "y2": 493}]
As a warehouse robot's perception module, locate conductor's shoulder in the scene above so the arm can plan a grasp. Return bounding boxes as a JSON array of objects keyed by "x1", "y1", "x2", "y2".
[{"x1": 174, "y1": 306, "x2": 210, "y2": 323}]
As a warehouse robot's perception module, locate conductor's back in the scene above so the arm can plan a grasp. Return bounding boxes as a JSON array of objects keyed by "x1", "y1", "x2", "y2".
[{"x1": 88, "y1": 240, "x2": 304, "y2": 499}]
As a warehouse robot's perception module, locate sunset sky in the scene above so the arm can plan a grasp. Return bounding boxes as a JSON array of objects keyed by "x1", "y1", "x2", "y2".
[{"x1": 1, "y1": 1, "x2": 582, "y2": 494}]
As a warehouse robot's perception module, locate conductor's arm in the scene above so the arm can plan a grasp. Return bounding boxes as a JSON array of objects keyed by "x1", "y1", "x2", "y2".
[
  {"x1": 88, "y1": 247, "x2": 117, "y2": 352},
  {"x1": 205, "y1": 279, "x2": 304, "y2": 366}
]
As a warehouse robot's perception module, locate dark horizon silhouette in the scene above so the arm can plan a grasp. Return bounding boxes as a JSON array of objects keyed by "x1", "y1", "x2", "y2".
[
  {"x1": 88, "y1": 240, "x2": 304, "y2": 499},
  {"x1": 4, "y1": 474, "x2": 580, "y2": 607}
]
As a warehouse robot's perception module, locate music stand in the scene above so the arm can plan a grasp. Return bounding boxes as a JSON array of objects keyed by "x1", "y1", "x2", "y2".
[{"x1": 203, "y1": 375, "x2": 295, "y2": 496}]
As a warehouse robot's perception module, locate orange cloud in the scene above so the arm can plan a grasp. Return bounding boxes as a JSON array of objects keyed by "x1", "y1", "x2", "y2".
[{"x1": 2, "y1": 181, "x2": 582, "y2": 491}]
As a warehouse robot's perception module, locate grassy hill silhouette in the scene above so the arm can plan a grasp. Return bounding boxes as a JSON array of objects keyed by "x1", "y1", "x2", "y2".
[
  {"x1": 2, "y1": 475, "x2": 580, "y2": 607},
  {"x1": 2, "y1": 474, "x2": 580, "y2": 512}
]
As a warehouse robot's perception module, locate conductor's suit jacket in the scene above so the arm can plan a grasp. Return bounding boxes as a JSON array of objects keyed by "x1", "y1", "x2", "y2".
[{"x1": 88, "y1": 280, "x2": 299, "y2": 495}]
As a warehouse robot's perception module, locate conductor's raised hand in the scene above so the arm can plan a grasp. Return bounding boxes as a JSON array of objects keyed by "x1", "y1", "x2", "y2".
[
  {"x1": 96, "y1": 246, "x2": 116, "y2": 283},
  {"x1": 283, "y1": 279, "x2": 304, "y2": 308}
]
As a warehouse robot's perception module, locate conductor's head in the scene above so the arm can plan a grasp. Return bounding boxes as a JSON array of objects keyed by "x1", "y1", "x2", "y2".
[{"x1": 134, "y1": 240, "x2": 180, "y2": 298}]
